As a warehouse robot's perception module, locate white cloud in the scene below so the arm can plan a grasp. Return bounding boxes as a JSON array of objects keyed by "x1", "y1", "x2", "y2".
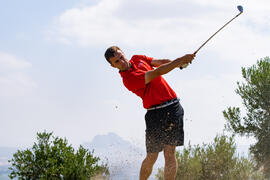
[
  {"x1": 0, "y1": 52, "x2": 32, "y2": 71},
  {"x1": 0, "y1": 52, "x2": 37, "y2": 97},
  {"x1": 48, "y1": 0, "x2": 269, "y2": 66}
]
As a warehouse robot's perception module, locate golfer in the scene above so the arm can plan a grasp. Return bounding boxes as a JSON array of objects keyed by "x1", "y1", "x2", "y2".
[{"x1": 104, "y1": 46, "x2": 195, "y2": 180}]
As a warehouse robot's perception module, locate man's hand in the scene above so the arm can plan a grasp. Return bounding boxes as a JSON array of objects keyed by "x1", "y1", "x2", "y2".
[
  {"x1": 179, "y1": 54, "x2": 195, "y2": 69},
  {"x1": 179, "y1": 53, "x2": 195, "y2": 65}
]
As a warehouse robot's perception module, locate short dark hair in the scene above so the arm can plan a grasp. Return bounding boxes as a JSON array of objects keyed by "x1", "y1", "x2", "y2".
[{"x1": 104, "y1": 46, "x2": 121, "y2": 64}]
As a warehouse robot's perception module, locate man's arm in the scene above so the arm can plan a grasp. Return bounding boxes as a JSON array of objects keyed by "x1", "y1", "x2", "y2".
[
  {"x1": 145, "y1": 54, "x2": 195, "y2": 84},
  {"x1": 151, "y1": 59, "x2": 172, "y2": 67}
]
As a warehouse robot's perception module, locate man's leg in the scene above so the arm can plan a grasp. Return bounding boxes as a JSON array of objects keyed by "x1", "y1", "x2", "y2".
[
  {"x1": 139, "y1": 152, "x2": 159, "y2": 180},
  {"x1": 163, "y1": 145, "x2": 177, "y2": 180}
]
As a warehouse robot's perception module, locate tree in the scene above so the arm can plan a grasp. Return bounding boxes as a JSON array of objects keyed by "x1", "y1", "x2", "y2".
[
  {"x1": 156, "y1": 135, "x2": 264, "y2": 180},
  {"x1": 223, "y1": 57, "x2": 270, "y2": 178},
  {"x1": 9, "y1": 131, "x2": 109, "y2": 180}
]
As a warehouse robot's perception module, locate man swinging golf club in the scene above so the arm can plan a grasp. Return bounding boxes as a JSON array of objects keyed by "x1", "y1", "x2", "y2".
[
  {"x1": 105, "y1": 46, "x2": 195, "y2": 180},
  {"x1": 104, "y1": 4, "x2": 243, "y2": 180}
]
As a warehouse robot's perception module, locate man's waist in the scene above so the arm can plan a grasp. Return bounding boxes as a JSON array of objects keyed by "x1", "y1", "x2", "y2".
[{"x1": 147, "y1": 98, "x2": 179, "y2": 111}]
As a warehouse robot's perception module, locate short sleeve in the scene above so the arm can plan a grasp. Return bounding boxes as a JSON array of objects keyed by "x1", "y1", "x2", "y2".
[
  {"x1": 141, "y1": 55, "x2": 154, "y2": 65},
  {"x1": 122, "y1": 70, "x2": 146, "y2": 91},
  {"x1": 132, "y1": 55, "x2": 153, "y2": 66}
]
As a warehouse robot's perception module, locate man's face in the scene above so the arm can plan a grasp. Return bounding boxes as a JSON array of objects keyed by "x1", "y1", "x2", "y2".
[{"x1": 109, "y1": 50, "x2": 130, "y2": 71}]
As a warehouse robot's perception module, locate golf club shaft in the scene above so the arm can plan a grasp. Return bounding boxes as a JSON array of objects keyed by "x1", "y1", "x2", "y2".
[{"x1": 193, "y1": 11, "x2": 242, "y2": 55}]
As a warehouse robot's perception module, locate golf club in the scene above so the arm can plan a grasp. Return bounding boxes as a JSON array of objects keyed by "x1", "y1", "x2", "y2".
[{"x1": 180, "y1": 5, "x2": 244, "y2": 69}]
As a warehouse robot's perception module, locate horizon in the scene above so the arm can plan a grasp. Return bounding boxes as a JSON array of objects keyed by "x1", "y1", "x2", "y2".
[{"x1": 0, "y1": 131, "x2": 251, "y2": 156}]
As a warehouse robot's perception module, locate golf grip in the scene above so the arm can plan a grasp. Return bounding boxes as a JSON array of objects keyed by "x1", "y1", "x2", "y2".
[{"x1": 180, "y1": 11, "x2": 242, "y2": 70}]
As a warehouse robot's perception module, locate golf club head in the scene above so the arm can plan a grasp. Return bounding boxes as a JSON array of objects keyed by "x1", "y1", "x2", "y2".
[{"x1": 237, "y1": 5, "x2": 243, "y2": 13}]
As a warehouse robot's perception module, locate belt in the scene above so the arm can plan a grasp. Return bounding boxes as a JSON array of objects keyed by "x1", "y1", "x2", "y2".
[{"x1": 147, "y1": 98, "x2": 179, "y2": 111}]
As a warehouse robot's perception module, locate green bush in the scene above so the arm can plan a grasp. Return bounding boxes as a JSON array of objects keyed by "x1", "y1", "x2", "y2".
[
  {"x1": 9, "y1": 131, "x2": 109, "y2": 180},
  {"x1": 156, "y1": 135, "x2": 264, "y2": 180}
]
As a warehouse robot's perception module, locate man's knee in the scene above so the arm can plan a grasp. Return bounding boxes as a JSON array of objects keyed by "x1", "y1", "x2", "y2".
[
  {"x1": 145, "y1": 152, "x2": 159, "y2": 164},
  {"x1": 163, "y1": 145, "x2": 176, "y2": 160}
]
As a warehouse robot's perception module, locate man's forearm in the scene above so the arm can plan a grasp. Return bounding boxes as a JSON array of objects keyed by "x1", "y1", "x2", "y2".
[
  {"x1": 145, "y1": 54, "x2": 194, "y2": 84},
  {"x1": 155, "y1": 56, "x2": 189, "y2": 76}
]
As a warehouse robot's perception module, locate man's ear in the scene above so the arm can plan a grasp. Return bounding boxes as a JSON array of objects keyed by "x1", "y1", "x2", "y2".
[
  {"x1": 108, "y1": 57, "x2": 116, "y2": 68},
  {"x1": 109, "y1": 61, "x2": 116, "y2": 68}
]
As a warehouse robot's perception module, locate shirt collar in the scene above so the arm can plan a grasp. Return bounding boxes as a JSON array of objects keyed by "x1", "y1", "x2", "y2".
[{"x1": 119, "y1": 60, "x2": 135, "y2": 77}]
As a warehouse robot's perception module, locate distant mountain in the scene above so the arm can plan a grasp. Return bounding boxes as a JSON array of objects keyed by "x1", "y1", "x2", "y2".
[
  {"x1": 83, "y1": 132, "x2": 147, "y2": 180},
  {"x1": 86, "y1": 132, "x2": 139, "y2": 151}
]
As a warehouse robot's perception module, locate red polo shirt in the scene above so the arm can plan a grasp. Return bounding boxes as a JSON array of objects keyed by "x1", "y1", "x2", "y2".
[{"x1": 119, "y1": 55, "x2": 177, "y2": 109}]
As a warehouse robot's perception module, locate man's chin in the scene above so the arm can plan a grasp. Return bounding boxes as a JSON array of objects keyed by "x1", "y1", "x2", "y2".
[{"x1": 121, "y1": 65, "x2": 128, "y2": 71}]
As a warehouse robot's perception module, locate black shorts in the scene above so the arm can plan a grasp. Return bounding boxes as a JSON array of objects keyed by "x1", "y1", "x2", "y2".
[{"x1": 145, "y1": 101, "x2": 184, "y2": 153}]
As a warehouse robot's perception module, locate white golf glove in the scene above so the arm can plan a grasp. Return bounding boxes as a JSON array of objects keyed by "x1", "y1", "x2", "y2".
[{"x1": 179, "y1": 63, "x2": 189, "y2": 69}]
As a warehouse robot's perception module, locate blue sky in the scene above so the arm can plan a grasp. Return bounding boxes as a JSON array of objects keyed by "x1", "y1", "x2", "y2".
[{"x1": 0, "y1": 0, "x2": 269, "y2": 150}]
